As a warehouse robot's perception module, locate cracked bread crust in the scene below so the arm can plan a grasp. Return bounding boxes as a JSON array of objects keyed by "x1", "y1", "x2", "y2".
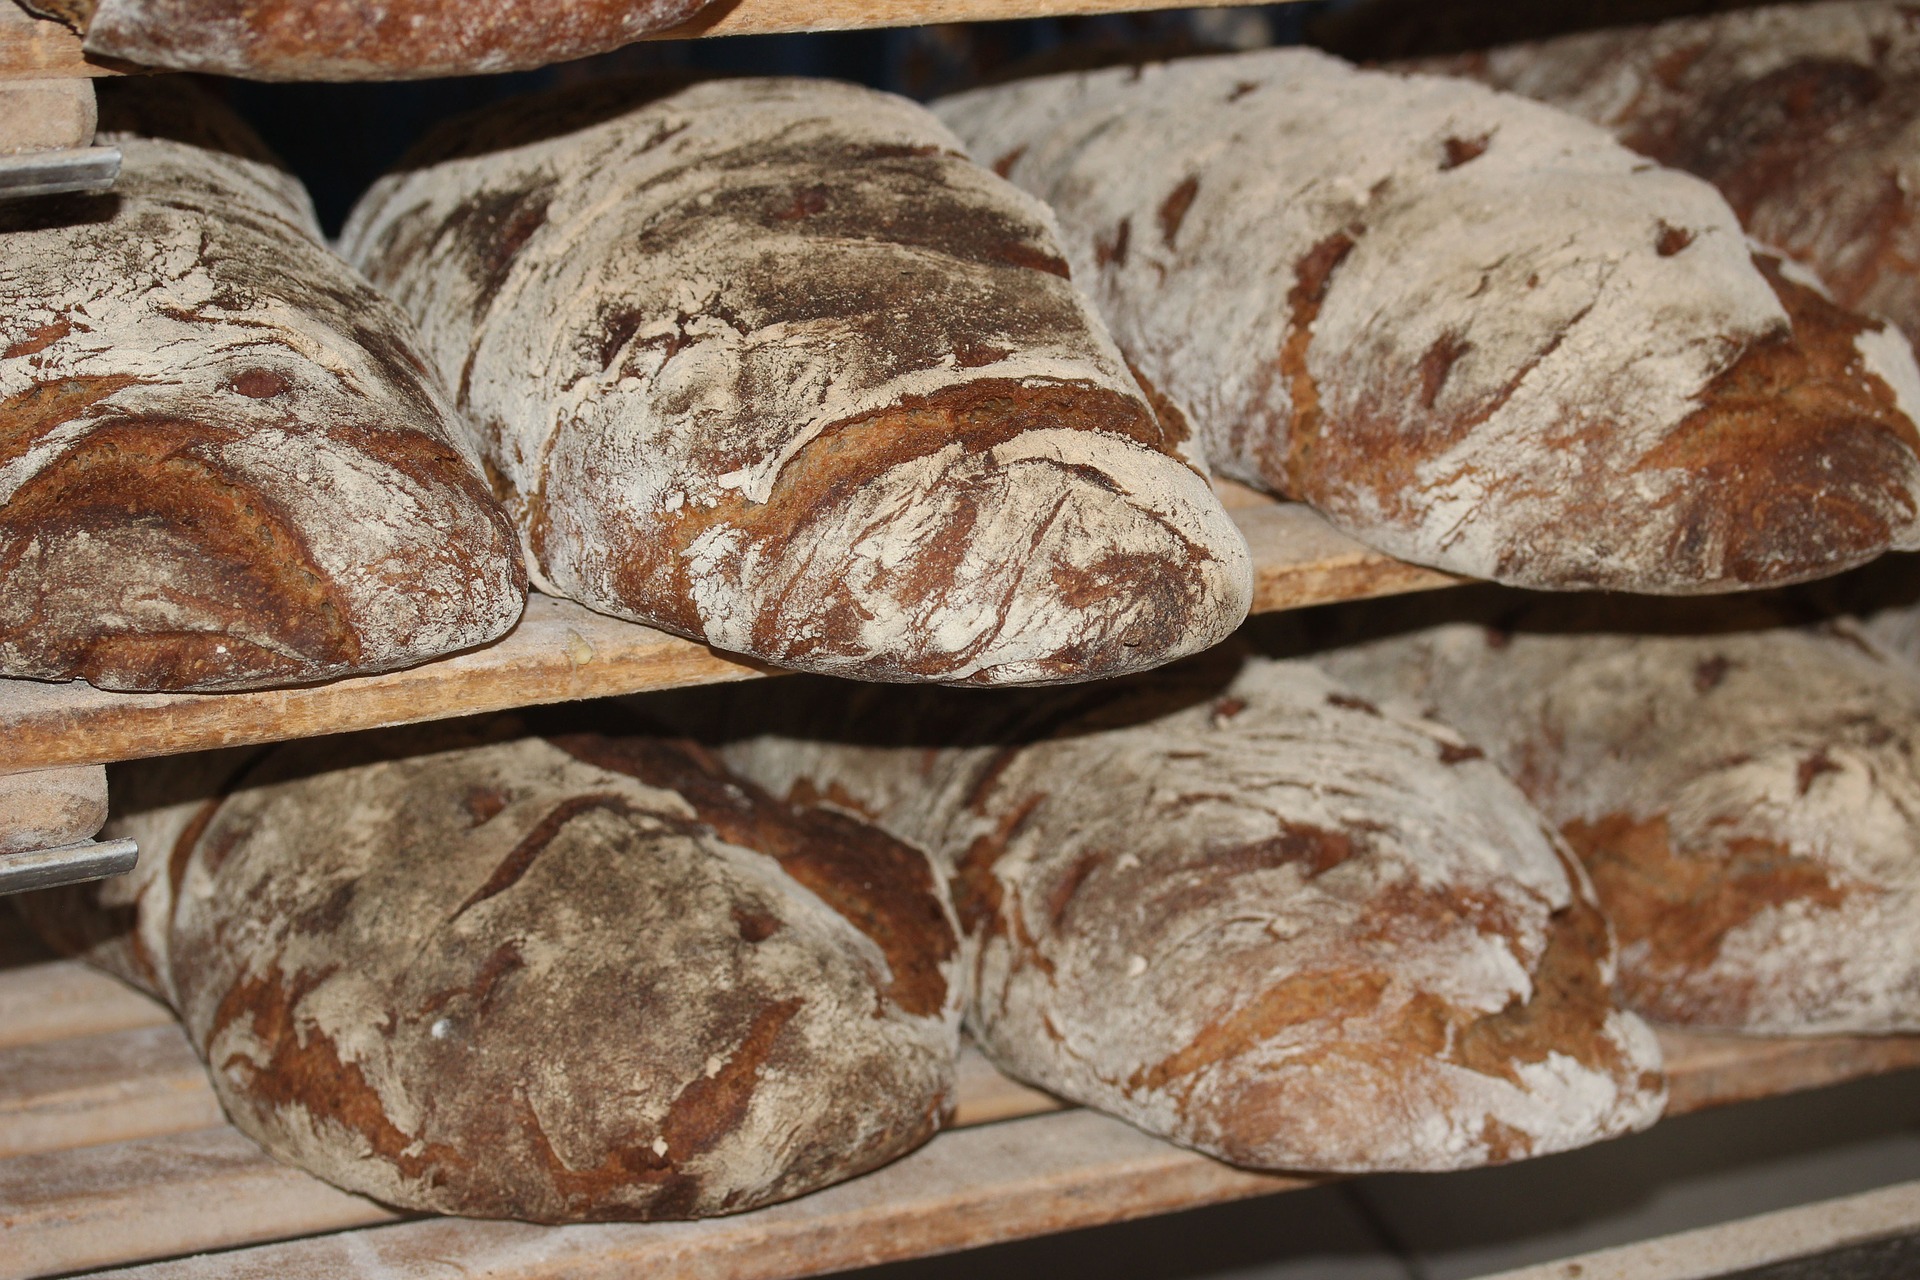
[
  {"x1": 696, "y1": 656, "x2": 1666, "y2": 1173},
  {"x1": 1414, "y1": 1, "x2": 1920, "y2": 350},
  {"x1": 0, "y1": 83, "x2": 525, "y2": 692},
  {"x1": 341, "y1": 77, "x2": 1251, "y2": 687},
  {"x1": 1316, "y1": 598, "x2": 1920, "y2": 1034},
  {"x1": 26, "y1": 0, "x2": 715, "y2": 81},
  {"x1": 16, "y1": 720, "x2": 964, "y2": 1222},
  {"x1": 935, "y1": 48, "x2": 1920, "y2": 593}
]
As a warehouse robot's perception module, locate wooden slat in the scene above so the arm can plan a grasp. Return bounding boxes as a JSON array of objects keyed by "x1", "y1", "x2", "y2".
[
  {"x1": 0, "y1": 498, "x2": 1458, "y2": 778},
  {"x1": 0, "y1": 1126, "x2": 403, "y2": 1280},
  {"x1": 0, "y1": 4, "x2": 126, "y2": 80},
  {"x1": 1484, "y1": 1179, "x2": 1920, "y2": 1280},
  {"x1": 0, "y1": 959, "x2": 169, "y2": 1050},
  {"x1": 653, "y1": 0, "x2": 1287, "y2": 39},
  {"x1": 0, "y1": 1023, "x2": 217, "y2": 1158},
  {"x1": 90, "y1": 1110, "x2": 1295, "y2": 1280},
  {"x1": 1658, "y1": 1027, "x2": 1920, "y2": 1116}
]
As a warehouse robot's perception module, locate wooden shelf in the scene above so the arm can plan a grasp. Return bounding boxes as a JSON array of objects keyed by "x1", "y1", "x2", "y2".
[
  {"x1": 3, "y1": 928, "x2": 1918, "y2": 1280},
  {"x1": 0, "y1": 494, "x2": 1458, "y2": 777}
]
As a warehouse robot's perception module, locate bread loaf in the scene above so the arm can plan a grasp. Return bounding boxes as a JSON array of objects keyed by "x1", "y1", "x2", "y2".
[
  {"x1": 15, "y1": 717, "x2": 964, "y2": 1221},
  {"x1": 341, "y1": 77, "x2": 1251, "y2": 687},
  {"x1": 689, "y1": 656, "x2": 1665, "y2": 1172},
  {"x1": 1420, "y1": 1, "x2": 1920, "y2": 349},
  {"x1": 22, "y1": 0, "x2": 714, "y2": 80},
  {"x1": 0, "y1": 82, "x2": 526, "y2": 692},
  {"x1": 935, "y1": 49, "x2": 1920, "y2": 593},
  {"x1": 1314, "y1": 596, "x2": 1920, "y2": 1034}
]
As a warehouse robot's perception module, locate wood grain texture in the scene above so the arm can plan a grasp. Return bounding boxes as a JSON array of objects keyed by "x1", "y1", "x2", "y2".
[
  {"x1": 0, "y1": 3, "x2": 123, "y2": 79},
  {"x1": 0, "y1": 957, "x2": 169, "y2": 1050},
  {"x1": 650, "y1": 0, "x2": 1291, "y2": 39},
  {"x1": 0, "y1": 499, "x2": 1454, "y2": 777},
  {"x1": 0, "y1": 1126, "x2": 401, "y2": 1280}
]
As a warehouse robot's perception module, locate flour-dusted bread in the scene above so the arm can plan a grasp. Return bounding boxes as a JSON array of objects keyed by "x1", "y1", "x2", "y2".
[
  {"x1": 936, "y1": 49, "x2": 1920, "y2": 593},
  {"x1": 22, "y1": 0, "x2": 715, "y2": 80},
  {"x1": 1422, "y1": 1, "x2": 1920, "y2": 350},
  {"x1": 692, "y1": 656, "x2": 1665, "y2": 1173},
  {"x1": 14, "y1": 717, "x2": 964, "y2": 1221},
  {"x1": 1315, "y1": 597, "x2": 1920, "y2": 1034},
  {"x1": 0, "y1": 83, "x2": 525, "y2": 693},
  {"x1": 341, "y1": 77, "x2": 1251, "y2": 687}
]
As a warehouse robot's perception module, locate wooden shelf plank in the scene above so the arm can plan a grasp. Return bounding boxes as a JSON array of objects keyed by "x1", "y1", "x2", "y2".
[
  {"x1": 0, "y1": 498, "x2": 1458, "y2": 777},
  {"x1": 0, "y1": 4, "x2": 126, "y2": 80},
  {"x1": 0, "y1": 1023, "x2": 218, "y2": 1159},
  {"x1": 0, "y1": 1126, "x2": 404, "y2": 1280},
  {"x1": 653, "y1": 0, "x2": 1290, "y2": 39},
  {"x1": 0, "y1": 959, "x2": 170, "y2": 1051}
]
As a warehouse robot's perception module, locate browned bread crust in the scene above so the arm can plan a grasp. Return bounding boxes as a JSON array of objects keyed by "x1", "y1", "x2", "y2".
[
  {"x1": 1316, "y1": 594, "x2": 1920, "y2": 1034},
  {"x1": 936, "y1": 48, "x2": 1920, "y2": 593},
  {"x1": 684, "y1": 658, "x2": 1666, "y2": 1173},
  {"x1": 15, "y1": 718, "x2": 964, "y2": 1221},
  {"x1": 341, "y1": 77, "x2": 1251, "y2": 687},
  {"x1": 0, "y1": 83, "x2": 526, "y2": 692},
  {"x1": 1416, "y1": 1, "x2": 1920, "y2": 350},
  {"x1": 24, "y1": 0, "x2": 716, "y2": 81}
]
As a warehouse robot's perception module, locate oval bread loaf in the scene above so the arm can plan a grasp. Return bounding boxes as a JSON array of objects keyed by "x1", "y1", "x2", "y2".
[
  {"x1": 15, "y1": 719, "x2": 965, "y2": 1221},
  {"x1": 693, "y1": 657, "x2": 1666, "y2": 1173},
  {"x1": 23, "y1": 0, "x2": 715, "y2": 81},
  {"x1": 0, "y1": 82, "x2": 526, "y2": 692},
  {"x1": 935, "y1": 48, "x2": 1920, "y2": 593},
  {"x1": 1315, "y1": 597, "x2": 1920, "y2": 1034},
  {"x1": 1410, "y1": 0, "x2": 1920, "y2": 349},
  {"x1": 341, "y1": 77, "x2": 1252, "y2": 687}
]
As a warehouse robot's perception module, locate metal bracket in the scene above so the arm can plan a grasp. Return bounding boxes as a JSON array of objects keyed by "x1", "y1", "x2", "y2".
[
  {"x1": 0, "y1": 837, "x2": 137, "y2": 895},
  {"x1": 0, "y1": 145, "x2": 120, "y2": 199}
]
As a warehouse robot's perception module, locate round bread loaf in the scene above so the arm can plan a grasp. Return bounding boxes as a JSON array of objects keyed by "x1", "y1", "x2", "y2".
[
  {"x1": 0, "y1": 83, "x2": 526, "y2": 692},
  {"x1": 23, "y1": 0, "x2": 715, "y2": 81},
  {"x1": 935, "y1": 48, "x2": 1920, "y2": 593},
  {"x1": 341, "y1": 77, "x2": 1251, "y2": 687},
  {"x1": 1409, "y1": 1, "x2": 1920, "y2": 349},
  {"x1": 16, "y1": 719, "x2": 964, "y2": 1221},
  {"x1": 695, "y1": 656, "x2": 1666, "y2": 1173},
  {"x1": 1316, "y1": 597, "x2": 1920, "y2": 1034}
]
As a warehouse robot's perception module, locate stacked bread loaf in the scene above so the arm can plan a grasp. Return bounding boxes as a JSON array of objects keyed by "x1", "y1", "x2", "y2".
[
  {"x1": 1309, "y1": 593, "x2": 1920, "y2": 1035},
  {"x1": 342, "y1": 78, "x2": 1252, "y2": 686},
  {"x1": 935, "y1": 47, "x2": 1920, "y2": 593},
  {"x1": 1404, "y1": 0, "x2": 1920, "y2": 348},
  {"x1": 674, "y1": 655, "x2": 1666, "y2": 1173},
  {"x1": 18, "y1": 717, "x2": 965, "y2": 1221},
  {"x1": 0, "y1": 81, "x2": 526, "y2": 692}
]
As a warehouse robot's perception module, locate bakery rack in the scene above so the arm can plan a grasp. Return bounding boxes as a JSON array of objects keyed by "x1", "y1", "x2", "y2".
[{"x1": 4, "y1": 2, "x2": 1920, "y2": 1276}]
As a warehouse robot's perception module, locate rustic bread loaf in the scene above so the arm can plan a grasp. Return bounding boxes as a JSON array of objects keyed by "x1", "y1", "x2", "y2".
[
  {"x1": 692, "y1": 656, "x2": 1665, "y2": 1173},
  {"x1": 0, "y1": 82, "x2": 526, "y2": 692},
  {"x1": 21, "y1": 0, "x2": 715, "y2": 80},
  {"x1": 1420, "y1": 1, "x2": 1920, "y2": 350},
  {"x1": 341, "y1": 77, "x2": 1251, "y2": 687},
  {"x1": 935, "y1": 48, "x2": 1920, "y2": 593},
  {"x1": 1314, "y1": 595, "x2": 1920, "y2": 1034},
  {"x1": 15, "y1": 717, "x2": 964, "y2": 1221}
]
